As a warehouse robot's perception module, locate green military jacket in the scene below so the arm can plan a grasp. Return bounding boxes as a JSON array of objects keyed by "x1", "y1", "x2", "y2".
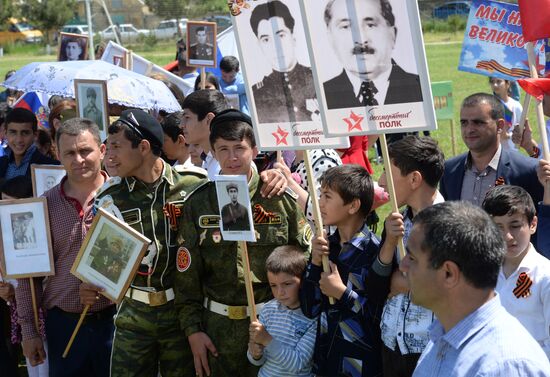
[
  {"x1": 94, "y1": 161, "x2": 207, "y2": 291},
  {"x1": 175, "y1": 170, "x2": 312, "y2": 336}
]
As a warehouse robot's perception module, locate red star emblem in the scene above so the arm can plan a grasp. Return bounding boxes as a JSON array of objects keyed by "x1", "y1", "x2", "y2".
[
  {"x1": 343, "y1": 111, "x2": 364, "y2": 132},
  {"x1": 272, "y1": 126, "x2": 289, "y2": 145}
]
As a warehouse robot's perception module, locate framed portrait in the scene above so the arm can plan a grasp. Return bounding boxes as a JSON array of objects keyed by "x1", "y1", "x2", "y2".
[
  {"x1": 71, "y1": 208, "x2": 150, "y2": 303},
  {"x1": 230, "y1": 0, "x2": 349, "y2": 150},
  {"x1": 31, "y1": 164, "x2": 66, "y2": 197},
  {"x1": 74, "y1": 79, "x2": 109, "y2": 141},
  {"x1": 299, "y1": 0, "x2": 436, "y2": 136},
  {"x1": 0, "y1": 198, "x2": 54, "y2": 279},
  {"x1": 214, "y1": 175, "x2": 256, "y2": 242},
  {"x1": 112, "y1": 54, "x2": 126, "y2": 68},
  {"x1": 58, "y1": 32, "x2": 89, "y2": 62},
  {"x1": 186, "y1": 21, "x2": 217, "y2": 68}
]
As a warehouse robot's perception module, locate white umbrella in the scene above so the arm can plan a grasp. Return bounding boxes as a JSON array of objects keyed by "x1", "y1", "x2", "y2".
[{"x1": 2, "y1": 60, "x2": 181, "y2": 113}]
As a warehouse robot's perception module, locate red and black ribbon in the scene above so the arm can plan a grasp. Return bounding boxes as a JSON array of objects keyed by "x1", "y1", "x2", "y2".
[
  {"x1": 513, "y1": 272, "x2": 532, "y2": 298},
  {"x1": 163, "y1": 203, "x2": 182, "y2": 231}
]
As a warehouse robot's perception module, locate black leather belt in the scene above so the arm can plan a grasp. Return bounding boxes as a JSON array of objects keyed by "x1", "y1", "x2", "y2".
[{"x1": 51, "y1": 306, "x2": 115, "y2": 324}]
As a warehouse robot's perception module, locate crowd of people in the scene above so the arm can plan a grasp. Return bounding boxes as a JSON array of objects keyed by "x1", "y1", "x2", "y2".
[{"x1": 2, "y1": 25, "x2": 550, "y2": 377}]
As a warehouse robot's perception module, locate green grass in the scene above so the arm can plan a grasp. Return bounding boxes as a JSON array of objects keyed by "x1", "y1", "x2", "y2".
[{"x1": 0, "y1": 33, "x2": 543, "y2": 235}]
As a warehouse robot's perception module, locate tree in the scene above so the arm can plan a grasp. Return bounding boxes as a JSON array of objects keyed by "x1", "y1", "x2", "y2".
[
  {"x1": 145, "y1": 0, "x2": 189, "y2": 36},
  {"x1": 0, "y1": 0, "x2": 18, "y2": 26},
  {"x1": 22, "y1": 0, "x2": 75, "y2": 43}
]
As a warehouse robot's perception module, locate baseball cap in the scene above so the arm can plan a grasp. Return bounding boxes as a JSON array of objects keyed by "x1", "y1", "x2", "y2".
[{"x1": 117, "y1": 109, "x2": 164, "y2": 148}]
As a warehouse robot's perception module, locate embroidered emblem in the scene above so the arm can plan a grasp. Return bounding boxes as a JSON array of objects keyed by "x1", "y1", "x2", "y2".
[
  {"x1": 513, "y1": 272, "x2": 532, "y2": 298},
  {"x1": 212, "y1": 230, "x2": 222, "y2": 243},
  {"x1": 253, "y1": 204, "x2": 282, "y2": 224},
  {"x1": 163, "y1": 203, "x2": 183, "y2": 231},
  {"x1": 176, "y1": 247, "x2": 191, "y2": 272},
  {"x1": 199, "y1": 229, "x2": 207, "y2": 246},
  {"x1": 199, "y1": 215, "x2": 221, "y2": 228}
]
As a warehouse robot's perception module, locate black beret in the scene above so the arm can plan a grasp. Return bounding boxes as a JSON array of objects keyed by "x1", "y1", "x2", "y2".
[
  {"x1": 209, "y1": 108, "x2": 253, "y2": 132},
  {"x1": 117, "y1": 109, "x2": 164, "y2": 148}
]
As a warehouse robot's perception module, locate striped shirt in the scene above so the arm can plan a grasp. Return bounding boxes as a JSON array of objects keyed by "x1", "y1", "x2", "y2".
[
  {"x1": 15, "y1": 175, "x2": 113, "y2": 341},
  {"x1": 413, "y1": 295, "x2": 550, "y2": 376},
  {"x1": 247, "y1": 299, "x2": 316, "y2": 377}
]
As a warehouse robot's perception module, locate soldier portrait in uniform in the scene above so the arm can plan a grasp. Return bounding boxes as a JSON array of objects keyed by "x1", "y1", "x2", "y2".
[
  {"x1": 249, "y1": 0, "x2": 318, "y2": 123},
  {"x1": 75, "y1": 79, "x2": 108, "y2": 139},
  {"x1": 214, "y1": 176, "x2": 255, "y2": 241},
  {"x1": 186, "y1": 21, "x2": 217, "y2": 67},
  {"x1": 220, "y1": 183, "x2": 250, "y2": 231}
]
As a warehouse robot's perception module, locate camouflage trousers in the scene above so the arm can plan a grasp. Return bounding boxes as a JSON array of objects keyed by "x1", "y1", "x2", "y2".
[
  {"x1": 204, "y1": 310, "x2": 260, "y2": 377},
  {"x1": 110, "y1": 298, "x2": 194, "y2": 377}
]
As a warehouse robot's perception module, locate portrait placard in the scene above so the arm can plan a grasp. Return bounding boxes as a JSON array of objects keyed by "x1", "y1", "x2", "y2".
[
  {"x1": 0, "y1": 198, "x2": 54, "y2": 279},
  {"x1": 31, "y1": 164, "x2": 66, "y2": 197},
  {"x1": 71, "y1": 209, "x2": 150, "y2": 303},
  {"x1": 101, "y1": 41, "x2": 194, "y2": 96},
  {"x1": 112, "y1": 54, "x2": 126, "y2": 68},
  {"x1": 231, "y1": 0, "x2": 349, "y2": 150},
  {"x1": 300, "y1": 0, "x2": 436, "y2": 136},
  {"x1": 74, "y1": 79, "x2": 109, "y2": 141},
  {"x1": 58, "y1": 32, "x2": 89, "y2": 62},
  {"x1": 214, "y1": 175, "x2": 256, "y2": 242},
  {"x1": 186, "y1": 21, "x2": 218, "y2": 68}
]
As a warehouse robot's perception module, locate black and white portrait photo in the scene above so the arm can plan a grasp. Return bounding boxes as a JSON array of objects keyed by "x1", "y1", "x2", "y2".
[
  {"x1": 11, "y1": 212, "x2": 37, "y2": 250},
  {"x1": 87, "y1": 225, "x2": 133, "y2": 285},
  {"x1": 321, "y1": 0, "x2": 423, "y2": 109},
  {"x1": 58, "y1": 32, "x2": 88, "y2": 62},
  {"x1": 186, "y1": 21, "x2": 217, "y2": 67},
  {"x1": 214, "y1": 175, "x2": 255, "y2": 242},
  {"x1": 31, "y1": 164, "x2": 66, "y2": 197},
  {"x1": 232, "y1": 0, "x2": 350, "y2": 150},
  {"x1": 301, "y1": 0, "x2": 436, "y2": 136},
  {"x1": 75, "y1": 79, "x2": 109, "y2": 140}
]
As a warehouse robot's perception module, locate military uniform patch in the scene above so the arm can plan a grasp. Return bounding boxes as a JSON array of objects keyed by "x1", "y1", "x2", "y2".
[
  {"x1": 303, "y1": 224, "x2": 313, "y2": 245},
  {"x1": 176, "y1": 247, "x2": 191, "y2": 272},
  {"x1": 212, "y1": 230, "x2": 222, "y2": 243},
  {"x1": 96, "y1": 195, "x2": 123, "y2": 220},
  {"x1": 199, "y1": 229, "x2": 207, "y2": 246},
  {"x1": 199, "y1": 215, "x2": 221, "y2": 228},
  {"x1": 253, "y1": 204, "x2": 282, "y2": 224}
]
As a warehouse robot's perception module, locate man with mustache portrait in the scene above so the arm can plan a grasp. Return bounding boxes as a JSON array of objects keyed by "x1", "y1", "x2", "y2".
[{"x1": 323, "y1": 0, "x2": 423, "y2": 109}]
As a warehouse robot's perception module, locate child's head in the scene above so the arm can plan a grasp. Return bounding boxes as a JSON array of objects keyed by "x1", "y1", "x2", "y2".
[
  {"x1": 209, "y1": 109, "x2": 257, "y2": 176},
  {"x1": 382, "y1": 135, "x2": 444, "y2": 207},
  {"x1": 194, "y1": 72, "x2": 220, "y2": 91},
  {"x1": 489, "y1": 77, "x2": 511, "y2": 98},
  {"x1": 318, "y1": 164, "x2": 373, "y2": 225},
  {"x1": 266, "y1": 245, "x2": 307, "y2": 309},
  {"x1": 482, "y1": 185, "x2": 537, "y2": 260},
  {"x1": 219, "y1": 56, "x2": 240, "y2": 84}
]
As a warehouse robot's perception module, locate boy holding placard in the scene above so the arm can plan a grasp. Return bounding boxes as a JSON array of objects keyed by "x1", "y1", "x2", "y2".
[
  {"x1": 176, "y1": 109, "x2": 311, "y2": 377},
  {"x1": 300, "y1": 164, "x2": 383, "y2": 377}
]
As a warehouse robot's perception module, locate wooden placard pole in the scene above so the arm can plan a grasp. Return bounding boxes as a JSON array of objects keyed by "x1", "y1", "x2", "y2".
[
  {"x1": 516, "y1": 42, "x2": 539, "y2": 142},
  {"x1": 379, "y1": 134, "x2": 406, "y2": 260},
  {"x1": 303, "y1": 150, "x2": 335, "y2": 305},
  {"x1": 200, "y1": 67, "x2": 206, "y2": 90},
  {"x1": 238, "y1": 241, "x2": 257, "y2": 321},
  {"x1": 450, "y1": 119, "x2": 457, "y2": 156},
  {"x1": 29, "y1": 278, "x2": 40, "y2": 334},
  {"x1": 62, "y1": 304, "x2": 90, "y2": 358}
]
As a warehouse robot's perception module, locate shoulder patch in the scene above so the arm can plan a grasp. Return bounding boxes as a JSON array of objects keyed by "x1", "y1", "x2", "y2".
[
  {"x1": 96, "y1": 195, "x2": 123, "y2": 220},
  {"x1": 176, "y1": 247, "x2": 191, "y2": 272},
  {"x1": 96, "y1": 176, "x2": 121, "y2": 197},
  {"x1": 174, "y1": 165, "x2": 208, "y2": 178}
]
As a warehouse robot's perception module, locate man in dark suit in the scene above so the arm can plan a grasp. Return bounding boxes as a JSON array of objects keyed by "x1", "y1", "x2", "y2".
[
  {"x1": 323, "y1": 0, "x2": 423, "y2": 109},
  {"x1": 250, "y1": 0, "x2": 317, "y2": 123},
  {"x1": 0, "y1": 108, "x2": 59, "y2": 183},
  {"x1": 189, "y1": 26, "x2": 214, "y2": 62},
  {"x1": 440, "y1": 93, "x2": 543, "y2": 206}
]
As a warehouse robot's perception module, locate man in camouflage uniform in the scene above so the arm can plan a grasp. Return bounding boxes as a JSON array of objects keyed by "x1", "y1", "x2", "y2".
[
  {"x1": 176, "y1": 109, "x2": 312, "y2": 377},
  {"x1": 95, "y1": 109, "x2": 207, "y2": 377}
]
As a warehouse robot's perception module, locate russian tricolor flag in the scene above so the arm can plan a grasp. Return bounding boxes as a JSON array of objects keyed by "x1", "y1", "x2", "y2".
[{"x1": 14, "y1": 92, "x2": 50, "y2": 129}]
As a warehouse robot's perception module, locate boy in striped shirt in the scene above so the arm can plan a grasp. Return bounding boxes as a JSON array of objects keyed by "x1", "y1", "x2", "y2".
[{"x1": 248, "y1": 246, "x2": 317, "y2": 376}]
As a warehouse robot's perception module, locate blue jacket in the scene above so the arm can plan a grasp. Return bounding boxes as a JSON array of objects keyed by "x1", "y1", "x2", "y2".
[{"x1": 440, "y1": 148, "x2": 543, "y2": 205}]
